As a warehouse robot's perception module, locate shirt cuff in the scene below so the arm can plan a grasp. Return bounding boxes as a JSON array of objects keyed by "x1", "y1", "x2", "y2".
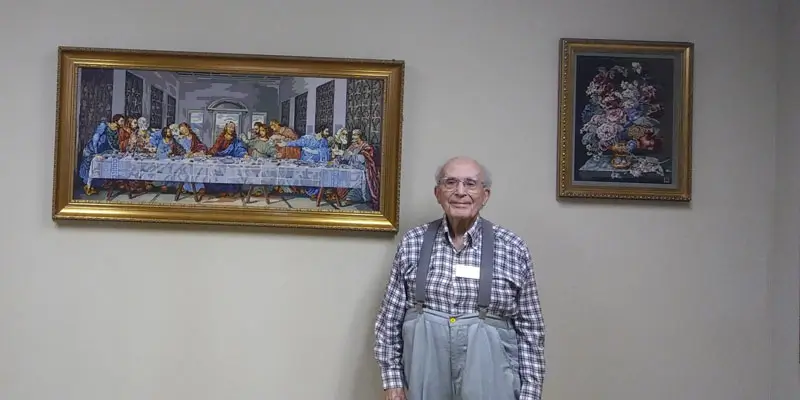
[{"x1": 380, "y1": 367, "x2": 405, "y2": 390}]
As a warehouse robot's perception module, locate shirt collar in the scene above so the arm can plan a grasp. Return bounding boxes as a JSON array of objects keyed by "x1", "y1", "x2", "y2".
[{"x1": 440, "y1": 214, "x2": 483, "y2": 247}]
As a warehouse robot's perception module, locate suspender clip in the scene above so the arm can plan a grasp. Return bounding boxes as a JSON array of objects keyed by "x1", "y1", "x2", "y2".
[
  {"x1": 478, "y1": 306, "x2": 488, "y2": 320},
  {"x1": 414, "y1": 301, "x2": 424, "y2": 312}
]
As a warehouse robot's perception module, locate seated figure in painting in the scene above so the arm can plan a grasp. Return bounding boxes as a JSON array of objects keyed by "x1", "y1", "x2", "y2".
[
  {"x1": 78, "y1": 113, "x2": 125, "y2": 195},
  {"x1": 128, "y1": 117, "x2": 157, "y2": 154},
  {"x1": 126, "y1": 117, "x2": 156, "y2": 193},
  {"x1": 277, "y1": 126, "x2": 330, "y2": 164},
  {"x1": 118, "y1": 116, "x2": 138, "y2": 153},
  {"x1": 266, "y1": 119, "x2": 301, "y2": 194},
  {"x1": 155, "y1": 126, "x2": 186, "y2": 159},
  {"x1": 337, "y1": 129, "x2": 380, "y2": 210},
  {"x1": 268, "y1": 119, "x2": 301, "y2": 160},
  {"x1": 174, "y1": 122, "x2": 209, "y2": 196},
  {"x1": 248, "y1": 121, "x2": 264, "y2": 139},
  {"x1": 205, "y1": 121, "x2": 249, "y2": 196},
  {"x1": 277, "y1": 126, "x2": 330, "y2": 198},
  {"x1": 153, "y1": 126, "x2": 187, "y2": 193},
  {"x1": 243, "y1": 122, "x2": 277, "y2": 159},
  {"x1": 207, "y1": 121, "x2": 248, "y2": 158},
  {"x1": 329, "y1": 128, "x2": 349, "y2": 160},
  {"x1": 176, "y1": 122, "x2": 208, "y2": 156}
]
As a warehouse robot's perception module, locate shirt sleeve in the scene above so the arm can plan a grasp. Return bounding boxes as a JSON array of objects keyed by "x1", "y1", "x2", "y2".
[
  {"x1": 515, "y1": 244, "x2": 546, "y2": 400},
  {"x1": 373, "y1": 239, "x2": 408, "y2": 390}
]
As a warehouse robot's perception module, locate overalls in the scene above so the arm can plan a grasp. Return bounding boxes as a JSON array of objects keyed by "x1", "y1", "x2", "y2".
[{"x1": 402, "y1": 218, "x2": 522, "y2": 400}]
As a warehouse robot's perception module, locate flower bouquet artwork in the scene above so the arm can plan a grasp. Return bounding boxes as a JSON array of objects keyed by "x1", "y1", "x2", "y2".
[
  {"x1": 557, "y1": 38, "x2": 694, "y2": 202},
  {"x1": 579, "y1": 62, "x2": 665, "y2": 176}
]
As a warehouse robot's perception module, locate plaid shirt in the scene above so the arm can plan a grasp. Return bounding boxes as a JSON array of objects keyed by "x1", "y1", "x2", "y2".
[{"x1": 373, "y1": 216, "x2": 546, "y2": 400}]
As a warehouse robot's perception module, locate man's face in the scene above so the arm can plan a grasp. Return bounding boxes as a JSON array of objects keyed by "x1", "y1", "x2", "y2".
[
  {"x1": 434, "y1": 159, "x2": 490, "y2": 221},
  {"x1": 129, "y1": 119, "x2": 137, "y2": 129},
  {"x1": 269, "y1": 122, "x2": 279, "y2": 131},
  {"x1": 179, "y1": 125, "x2": 188, "y2": 134}
]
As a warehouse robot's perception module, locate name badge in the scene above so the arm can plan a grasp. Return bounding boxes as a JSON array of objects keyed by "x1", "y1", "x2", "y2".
[{"x1": 454, "y1": 264, "x2": 481, "y2": 280}]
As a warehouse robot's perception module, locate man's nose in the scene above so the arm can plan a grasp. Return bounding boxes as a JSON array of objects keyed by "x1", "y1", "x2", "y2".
[{"x1": 454, "y1": 183, "x2": 468, "y2": 195}]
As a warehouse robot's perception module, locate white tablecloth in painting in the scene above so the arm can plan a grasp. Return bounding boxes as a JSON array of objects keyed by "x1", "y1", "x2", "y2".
[{"x1": 88, "y1": 155, "x2": 367, "y2": 192}]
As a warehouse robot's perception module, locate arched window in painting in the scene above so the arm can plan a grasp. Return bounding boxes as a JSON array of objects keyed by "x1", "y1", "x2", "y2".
[{"x1": 207, "y1": 99, "x2": 249, "y2": 138}]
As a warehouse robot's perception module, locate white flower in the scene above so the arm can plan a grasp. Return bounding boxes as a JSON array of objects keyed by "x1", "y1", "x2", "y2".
[
  {"x1": 622, "y1": 88, "x2": 639, "y2": 99},
  {"x1": 596, "y1": 122, "x2": 622, "y2": 141},
  {"x1": 622, "y1": 98, "x2": 639, "y2": 110}
]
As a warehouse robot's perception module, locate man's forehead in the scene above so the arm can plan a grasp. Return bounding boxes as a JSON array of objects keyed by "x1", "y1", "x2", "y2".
[{"x1": 443, "y1": 159, "x2": 481, "y2": 176}]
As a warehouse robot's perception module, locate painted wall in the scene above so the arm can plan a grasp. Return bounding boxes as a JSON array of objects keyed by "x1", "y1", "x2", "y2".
[
  {"x1": 0, "y1": 0, "x2": 795, "y2": 399},
  {"x1": 770, "y1": 0, "x2": 800, "y2": 397}
]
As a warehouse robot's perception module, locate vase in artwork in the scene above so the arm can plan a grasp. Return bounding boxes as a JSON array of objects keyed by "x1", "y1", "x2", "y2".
[{"x1": 609, "y1": 142, "x2": 632, "y2": 169}]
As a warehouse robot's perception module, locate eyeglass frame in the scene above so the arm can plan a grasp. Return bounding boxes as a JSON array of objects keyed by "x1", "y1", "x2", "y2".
[{"x1": 437, "y1": 176, "x2": 487, "y2": 192}]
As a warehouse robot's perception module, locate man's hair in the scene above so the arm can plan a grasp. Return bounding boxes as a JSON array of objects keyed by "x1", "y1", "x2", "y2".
[{"x1": 434, "y1": 157, "x2": 492, "y2": 189}]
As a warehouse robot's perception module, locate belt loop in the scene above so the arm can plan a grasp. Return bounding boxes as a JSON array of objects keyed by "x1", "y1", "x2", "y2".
[
  {"x1": 478, "y1": 307, "x2": 487, "y2": 320},
  {"x1": 415, "y1": 301, "x2": 424, "y2": 312}
]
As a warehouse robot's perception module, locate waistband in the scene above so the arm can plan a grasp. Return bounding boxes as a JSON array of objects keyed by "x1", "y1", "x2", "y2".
[{"x1": 405, "y1": 307, "x2": 513, "y2": 330}]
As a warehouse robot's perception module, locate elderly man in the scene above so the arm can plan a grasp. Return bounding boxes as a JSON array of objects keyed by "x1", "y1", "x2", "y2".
[{"x1": 373, "y1": 156, "x2": 545, "y2": 400}]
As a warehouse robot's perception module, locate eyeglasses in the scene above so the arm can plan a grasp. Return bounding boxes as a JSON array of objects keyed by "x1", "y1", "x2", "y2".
[{"x1": 439, "y1": 177, "x2": 483, "y2": 191}]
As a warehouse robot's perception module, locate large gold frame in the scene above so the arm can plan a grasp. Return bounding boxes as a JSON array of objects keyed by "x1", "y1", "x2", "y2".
[
  {"x1": 557, "y1": 38, "x2": 694, "y2": 201},
  {"x1": 51, "y1": 47, "x2": 405, "y2": 232}
]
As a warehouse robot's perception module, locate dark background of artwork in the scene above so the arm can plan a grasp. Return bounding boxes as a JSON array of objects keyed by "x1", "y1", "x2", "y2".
[{"x1": 572, "y1": 54, "x2": 676, "y2": 185}]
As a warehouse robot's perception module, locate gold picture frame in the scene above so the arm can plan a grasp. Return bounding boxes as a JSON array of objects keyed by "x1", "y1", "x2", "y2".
[
  {"x1": 51, "y1": 47, "x2": 404, "y2": 232},
  {"x1": 556, "y1": 38, "x2": 694, "y2": 201}
]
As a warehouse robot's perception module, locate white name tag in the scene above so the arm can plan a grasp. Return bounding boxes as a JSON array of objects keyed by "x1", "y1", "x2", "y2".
[{"x1": 454, "y1": 264, "x2": 481, "y2": 280}]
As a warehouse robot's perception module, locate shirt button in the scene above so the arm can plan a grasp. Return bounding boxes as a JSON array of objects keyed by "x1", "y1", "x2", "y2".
[{"x1": 449, "y1": 317, "x2": 456, "y2": 324}]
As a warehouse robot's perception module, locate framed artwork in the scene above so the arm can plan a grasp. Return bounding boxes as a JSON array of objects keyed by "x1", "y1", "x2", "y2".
[
  {"x1": 556, "y1": 38, "x2": 694, "y2": 201},
  {"x1": 51, "y1": 47, "x2": 405, "y2": 232}
]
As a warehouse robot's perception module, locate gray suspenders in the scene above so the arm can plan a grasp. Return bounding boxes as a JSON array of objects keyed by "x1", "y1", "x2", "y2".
[{"x1": 414, "y1": 217, "x2": 495, "y2": 319}]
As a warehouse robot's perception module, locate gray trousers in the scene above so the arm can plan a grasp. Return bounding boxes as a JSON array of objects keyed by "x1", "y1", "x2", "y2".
[{"x1": 402, "y1": 308, "x2": 521, "y2": 400}]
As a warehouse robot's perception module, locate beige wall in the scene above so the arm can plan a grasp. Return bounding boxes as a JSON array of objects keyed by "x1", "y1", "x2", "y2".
[
  {"x1": 0, "y1": 0, "x2": 796, "y2": 399},
  {"x1": 771, "y1": 0, "x2": 800, "y2": 398}
]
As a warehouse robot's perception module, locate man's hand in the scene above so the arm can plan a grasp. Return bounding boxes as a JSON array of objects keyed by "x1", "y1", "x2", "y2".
[{"x1": 384, "y1": 388, "x2": 405, "y2": 400}]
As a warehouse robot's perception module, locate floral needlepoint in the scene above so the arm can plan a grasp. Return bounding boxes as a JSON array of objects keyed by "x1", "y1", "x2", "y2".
[
  {"x1": 579, "y1": 62, "x2": 665, "y2": 178},
  {"x1": 556, "y1": 39, "x2": 693, "y2": 201}
]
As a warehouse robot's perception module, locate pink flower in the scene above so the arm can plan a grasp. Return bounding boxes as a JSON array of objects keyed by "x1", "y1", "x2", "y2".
[
  {"x1": 605, "y1": 108, "x2": 626, "y2": 123},
  {"x1": 601, "y1": 93, "x2": 621, "y2": 109}
]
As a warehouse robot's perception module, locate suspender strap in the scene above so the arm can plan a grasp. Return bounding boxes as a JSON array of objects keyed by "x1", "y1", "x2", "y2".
[
  {"x1": 415, "y1": 218, "x2": 442, "y2": 311},
  {"x1": 477, "y1": 218, "x2": 495, "y2": 318},
  {"x1": 414, "y1": 217, "x2": 496, "y2": 319}
]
